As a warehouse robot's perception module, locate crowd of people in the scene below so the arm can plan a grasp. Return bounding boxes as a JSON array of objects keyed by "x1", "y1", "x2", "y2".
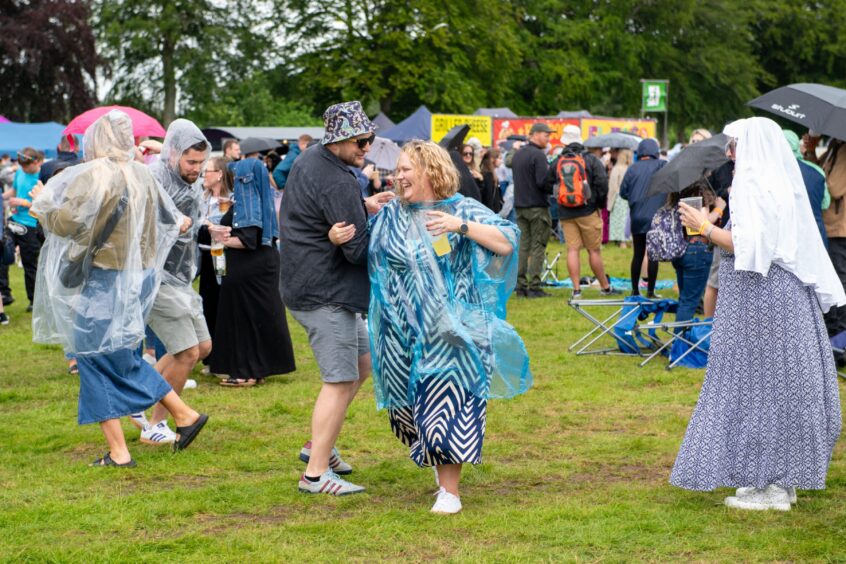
[{"x1": 2, "y1": 97, "x2": 845, "y2": 514}]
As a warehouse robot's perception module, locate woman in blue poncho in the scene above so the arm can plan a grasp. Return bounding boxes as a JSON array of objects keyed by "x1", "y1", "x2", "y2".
[{"x1": 332, "y1": 141, "x2": 531, "y2": 513}]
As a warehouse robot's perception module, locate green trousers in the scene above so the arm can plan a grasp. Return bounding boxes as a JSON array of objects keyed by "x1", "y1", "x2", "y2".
[{"x1": 516, "y1": 207, "x2": 551, "y2": 291}]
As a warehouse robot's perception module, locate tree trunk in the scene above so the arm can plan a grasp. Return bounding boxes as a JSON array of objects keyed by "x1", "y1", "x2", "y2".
[{"x1": 162, "y1": 36, "x2": 177, "y2": 126}]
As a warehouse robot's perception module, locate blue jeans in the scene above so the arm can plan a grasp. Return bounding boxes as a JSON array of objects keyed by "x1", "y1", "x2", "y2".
[{"x1": 672, "y1": 242, "x2": 713, "y2": 323}]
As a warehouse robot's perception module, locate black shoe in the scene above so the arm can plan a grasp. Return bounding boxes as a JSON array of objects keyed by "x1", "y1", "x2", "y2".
[
  {"x1": 600, "y1": 286, "x2": 622, "y2": 296},
  {"x1": 527, "y1": 289, "x2": 551, "y2": 298},
  {"x1": 26, "y1": 303, "x2": 33, "y2": 313},
  {"x1": 515, "y1": 288, "x2": 528, "y2": 297},
  {"x1": 646, "y1": 292, "x2": 662, "y2": 300},
  {"x1": 0, "y1": 312, "x2": 8, "y2": 325},
  {"x1": 1, "y1": 295, "x2": 13, "y2": 307}
]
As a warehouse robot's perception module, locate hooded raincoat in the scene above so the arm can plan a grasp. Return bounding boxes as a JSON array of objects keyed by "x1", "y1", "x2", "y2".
[{"x1": 31, "y1": 110, "x2": 180, "y2": 424}]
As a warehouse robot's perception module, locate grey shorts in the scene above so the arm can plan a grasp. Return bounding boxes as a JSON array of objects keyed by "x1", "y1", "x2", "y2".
[
  {"x1": 707, "y1": 250, "x2": 721, "y2": 289},
  {"x1": 147, "y1": 284, "x2": 211, "y2": 355},
  {"x1": 289, "y1": 305, "x2": 369, "y2": 383}
]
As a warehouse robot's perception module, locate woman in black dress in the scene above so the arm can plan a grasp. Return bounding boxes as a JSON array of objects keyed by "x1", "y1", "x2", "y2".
[{"x1": 209, "y1": 158, "x2": 296, "y2": 386}]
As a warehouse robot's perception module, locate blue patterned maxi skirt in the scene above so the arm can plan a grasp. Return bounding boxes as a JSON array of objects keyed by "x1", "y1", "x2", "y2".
[
  {"x1": 670, "y1": 252, "x2": 841, "y2": 491},
  {"x1": 389, "y1": 377, "x2": 487, "y2": 468}
]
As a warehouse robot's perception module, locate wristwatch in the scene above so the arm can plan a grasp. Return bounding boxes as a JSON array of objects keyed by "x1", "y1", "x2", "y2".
[{"x1": 458, "y1": 222, "x2": 469, "y2": 235}]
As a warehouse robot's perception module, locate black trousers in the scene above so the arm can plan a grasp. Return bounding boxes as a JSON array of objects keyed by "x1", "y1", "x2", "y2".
[
  {"x1": 825, "y1": 237, "x2": 846, "y2": 337},
  {"x1": 9, "y1": 223, "x2": 43, "y2": 304},
  {"x1": 630, "y1": 233, "x2": 658, "y2": 295},
  {"x1": 0, "y1": 262, "x2": 10, "y2": 301}
]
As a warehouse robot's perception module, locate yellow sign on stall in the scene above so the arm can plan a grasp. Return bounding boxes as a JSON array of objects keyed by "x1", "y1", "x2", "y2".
[
  {"x1": 430, "y1": 114, "x2": 493, "y2": 146},
  {"x1": 580, "y1": 118, "x2": 657, "y2": 141}
]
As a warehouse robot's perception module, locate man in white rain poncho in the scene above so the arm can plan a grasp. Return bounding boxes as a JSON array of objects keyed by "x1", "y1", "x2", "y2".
[
  {"x1": 143, "y1": 119, "x2": 212, "y2": 444},
  {"x1": 31, "y1": 110, "x2": 209, "y2": 466}
]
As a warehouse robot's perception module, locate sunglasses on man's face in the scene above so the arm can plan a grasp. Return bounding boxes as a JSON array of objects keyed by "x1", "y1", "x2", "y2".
[{"x1": 353, "y1": 135, "x2": 376, "y2": 149}]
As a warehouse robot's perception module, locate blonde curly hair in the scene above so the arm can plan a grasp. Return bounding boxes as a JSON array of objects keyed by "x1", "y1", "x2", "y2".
[{"x1": 397, "y1": 140, "x2": 459, "y2": 201}]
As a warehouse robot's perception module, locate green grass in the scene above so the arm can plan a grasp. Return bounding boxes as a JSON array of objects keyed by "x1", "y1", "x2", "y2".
[{"x1": 2, "y1": 243, "x2": 846, "y2": 562}]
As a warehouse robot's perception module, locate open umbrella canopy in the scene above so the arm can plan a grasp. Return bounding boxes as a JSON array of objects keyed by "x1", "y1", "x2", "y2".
[
  {"x1": 64, "y1": 105, "x2": 166, "y2": 139},
  {"x1": 0, "y1": 115, "x2": 10, "y2": 124},
  {"x1": 368, "y1": 137, "x2": 401, "y2": 171},
  {"x1": 748, "y1": 83, "x2": 846, "y2": 140},
  {"x1": 583, "y1": 132, "x2": 641, "y2": 150},
  {"x1": 646, "y1": 134, "x2": 729, "y2": 197},
  {"x1": 239, "y1": 137, "x2": 281, "y2": 155}
]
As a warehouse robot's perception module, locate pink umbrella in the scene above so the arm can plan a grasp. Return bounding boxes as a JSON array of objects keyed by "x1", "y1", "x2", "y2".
[
  {"x1": 0, "y1": 115, "x2": 10, "y2": 123},
  {"x1": 64, "y1": 105, "x2": 166, "y2": 140}
]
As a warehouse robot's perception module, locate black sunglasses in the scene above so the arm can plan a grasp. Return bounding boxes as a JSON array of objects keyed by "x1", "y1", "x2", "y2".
[
  {"x1": 462, "y1": 151, "x2": 473, "y2": 157},
  {"x1": 353, "y1": 134, "x2": 376, "y2": 149}
]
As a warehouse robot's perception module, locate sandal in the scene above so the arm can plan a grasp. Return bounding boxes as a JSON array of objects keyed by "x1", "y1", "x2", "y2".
[
  {"x1": 219, "y1": 378, "x2": 262, "y2": 387},
  {"x1": 91, "y1": 452, "x2": 136, "y2": 468},
  {"x1": 173, "y1": 413, "x2": 209, "y2": 452}
]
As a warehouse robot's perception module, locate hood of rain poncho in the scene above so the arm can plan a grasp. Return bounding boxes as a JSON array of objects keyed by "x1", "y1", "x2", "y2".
[
  {"x1": 368, "y1": 194, "x2": 532, "y2": 410},
  {"x1": 149, "y1": 119, "x2": 209, "y2": 286},
  {"x1": 30, "y1": 110, "x2": 183, "y2": 355},
  {"x1": 636, "y1": 138, "x2": 660, "y2": 160},
  {"x1": 725, "y1": 117, "x2": 845, "y2": 312}
]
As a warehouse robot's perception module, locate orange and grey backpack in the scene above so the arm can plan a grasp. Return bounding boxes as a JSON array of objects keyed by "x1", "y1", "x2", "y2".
[{"x1": 556, "y1": 151, "x2": 592, "y2": 207}]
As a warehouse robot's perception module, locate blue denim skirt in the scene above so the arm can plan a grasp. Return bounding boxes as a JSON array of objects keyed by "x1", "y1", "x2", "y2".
[{"x1": 74, "y1": 268, "x2": 172, "y2": 424}]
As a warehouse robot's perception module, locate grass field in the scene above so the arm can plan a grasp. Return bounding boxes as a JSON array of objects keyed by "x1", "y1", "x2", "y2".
[{"x1": 2, "y1": 243, "x2": 846, "y2": 562}]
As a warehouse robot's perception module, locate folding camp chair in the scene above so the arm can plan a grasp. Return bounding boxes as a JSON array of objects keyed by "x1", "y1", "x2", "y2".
[
  {"x1": 638, "y1": 319, "x2": 713, "y2": 370},
  {"x1": 832, "y1": 347, "x2": 846, "y2": 380},
  {"x1": 568, "y1": 296, "x2": 677, "y2": 357},
  {"x1": 541, "y1": 251, "x2": 561, "y2": 284}
]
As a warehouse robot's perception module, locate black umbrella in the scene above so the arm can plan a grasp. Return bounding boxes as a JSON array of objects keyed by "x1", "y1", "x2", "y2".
[
  {"x1": 438, "y1": 124, "x2": 470, "y2": 151},
  {"x1": 646, "y1": 134, "x2": 729, "y2": 197},
  {"x1": 239, "y1": 137, "x2": 281, "y2": 155},
  {"x1": 748, "y1": 83, "x2": 846, "y2": 140},
  {"x1": 583, "y1": 132, "x2": 641, "y2": 150}
]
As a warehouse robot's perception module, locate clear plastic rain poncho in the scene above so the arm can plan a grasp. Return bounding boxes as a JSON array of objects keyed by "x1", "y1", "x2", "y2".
[
  {"x1": 31, "y1": 111, "x2": 182, "y2": 355},
  {"x1": 148, "y1": 118, "x2": 209, "y2": 287},
  {"x1": 368, "y1": 194, "x2": 532, "y2": 410}
]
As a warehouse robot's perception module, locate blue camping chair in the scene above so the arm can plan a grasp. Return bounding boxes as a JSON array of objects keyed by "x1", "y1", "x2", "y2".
[
  {"x1": 569, "y1": 296, "x2": 678, "y2": 357},
  {"x1": 640, "y1": 317, "x2": 713, "y2": 369}
]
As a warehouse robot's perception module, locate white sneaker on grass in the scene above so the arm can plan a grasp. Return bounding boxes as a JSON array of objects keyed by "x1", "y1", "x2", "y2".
[
  {"x1": 140, "y1": 420, "x2": 177, "y2": 445},
  {"x1": 184, "y1": 379, "x2": 198, "y2": 390},
  {"x1": 736, "y1": 485, "x2": 797, "y2": 504},
  {"x1": 298, "y1": 470, "x2": 365, "y2": 495},
  {"x1": 724, "y1": 485, "x2": 791, "y2": 511},
  {"x1": 431, "y1": 487, "x2": 462, "y2": 514}
]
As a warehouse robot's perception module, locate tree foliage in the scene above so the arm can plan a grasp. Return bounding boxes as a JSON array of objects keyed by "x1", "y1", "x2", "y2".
[
  {"x1": 93, "y1": 0, "x2": 275, "y2": 125},
  {"x1": 0, "y1": 0, "x2": 97, "y2": 122}
]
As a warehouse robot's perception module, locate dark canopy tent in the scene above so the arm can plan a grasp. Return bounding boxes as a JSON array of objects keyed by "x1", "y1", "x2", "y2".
[
  {"x1": 201, "y1": 126, "x2": 324, "y2": 151},
  {"x1": 380, "y1": 106, "x2": 432, "y2": 143},
  {"x1": 371, "y1": 112, "x2": 396, "y2": 131},
  {"x1": 0, "y1": 122, "x2": 67, "y2": 159}
]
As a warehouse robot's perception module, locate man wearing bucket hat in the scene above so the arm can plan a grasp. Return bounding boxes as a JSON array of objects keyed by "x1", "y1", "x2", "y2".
[{"x1": 279, "y1": 101, "x2": 394, "y2": 496}]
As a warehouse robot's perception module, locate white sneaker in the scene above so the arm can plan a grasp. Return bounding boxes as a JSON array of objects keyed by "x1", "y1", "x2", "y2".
[
  {"x1": 142, "y1": 353, "x2": 157, "y2": 365},
  {"x1": 128, "y1": 412, "x2": 150, "y2": 431},
  {"x1": 724, "y1": 485, "x2": 791, "y2": 511},
  {"x1": 736, "y1": 485, "x2": 797, "y2": 504},
  {"x1": 140, "y1": 421, "x2": 177, "y2": 445},
  {"x1": 431, "y1": 487, "x2": 462, "y2": 514},
  {"x1": 184, "y1": 379, "x2": 198, "y2": 390}
]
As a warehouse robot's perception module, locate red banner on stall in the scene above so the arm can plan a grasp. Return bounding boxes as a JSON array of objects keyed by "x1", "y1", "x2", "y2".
[{"x1": 492, "y1": 118, "x2": 580, "y2": 148}]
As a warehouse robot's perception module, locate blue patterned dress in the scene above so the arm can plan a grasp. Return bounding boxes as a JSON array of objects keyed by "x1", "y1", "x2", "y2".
[
  {"x1": 369, "y1": 195, "x2": 531, "y2": 467},
  {"x1": 670, "y1": 240, "x2": 842, "y2": 491}
]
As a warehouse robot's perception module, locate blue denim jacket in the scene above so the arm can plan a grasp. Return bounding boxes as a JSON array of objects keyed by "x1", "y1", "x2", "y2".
[{"x1": 228, "y1": 158, "x2": 278, "y2": 246}]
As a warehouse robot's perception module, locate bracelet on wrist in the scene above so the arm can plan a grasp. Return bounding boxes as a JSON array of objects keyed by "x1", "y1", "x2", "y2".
[
  {"x1": 705, "y1": 223, "x2": 716, "y2": 241},
  {"x1": 698, "y1": 220, "x2": 712, "y2": 234}
]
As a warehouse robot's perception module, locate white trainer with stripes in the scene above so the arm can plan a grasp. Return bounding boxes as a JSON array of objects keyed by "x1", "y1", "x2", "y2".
[
  {"x1": 298, "y1": 470, "x2": 365, "y2": 496},
  {"x1": 140, "y1": 420, "x2": 176, "y2": 445}
]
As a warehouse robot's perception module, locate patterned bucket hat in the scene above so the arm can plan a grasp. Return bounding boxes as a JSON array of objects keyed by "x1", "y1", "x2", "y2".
[{"x1": 322, "y1": 101, "x2": 375, "y2": 145}]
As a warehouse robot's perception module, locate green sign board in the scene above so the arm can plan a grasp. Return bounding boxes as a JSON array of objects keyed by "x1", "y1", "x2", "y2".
[{"x1": 641, "y1": 79, "x2": 668, "y2": 112}]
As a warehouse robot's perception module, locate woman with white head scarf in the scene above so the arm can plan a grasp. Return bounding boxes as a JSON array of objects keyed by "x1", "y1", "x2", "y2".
[
  {"x1": 670, "y1": 116, "x2": 845, "y2": 511},
  {"x1": 31, "y1": 111, "x2": 209, "y2": 467}
]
